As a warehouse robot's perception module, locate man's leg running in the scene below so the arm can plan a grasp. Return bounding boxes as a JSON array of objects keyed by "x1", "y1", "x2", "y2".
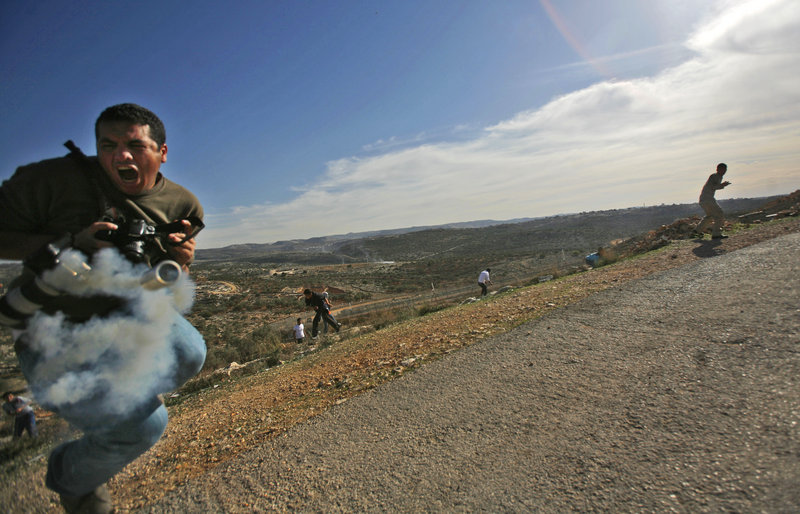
[
  {"x1": 13, "y1": 417, "x2": 24, "y2": 438},
  {"x1": 46, "y1": 402, "x2": 167, "y2": 497},
  {"x1": 312, "y1": 311, "x2": 322, "y2": 337},
  {"x1": 709, "y1": 205, "x2": 725, "y2": 237},
  {"x1": 20, "y1": 411, "x2": 37, "y2": 437},
  {"x1": 323, "y1": 311, "x2": 340, "y2": 332},
  {"x1": 697, "y1": 200, "x2": 723, "y2": 235}
]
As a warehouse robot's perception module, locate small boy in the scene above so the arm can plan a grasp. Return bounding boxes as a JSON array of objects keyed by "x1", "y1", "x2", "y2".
[{"x1": 293, "y1": 318, "x2": 305, "y2": 344}]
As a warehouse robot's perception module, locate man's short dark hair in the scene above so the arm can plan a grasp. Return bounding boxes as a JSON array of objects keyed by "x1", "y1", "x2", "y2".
[
  {"x1": 95, "y1": 103, "x2": 166, "y2": 147},
  {"x1": 716, "y1": 162, "x2": 727, "y2": 172},
  {"x1": 303, "y1": 289, "x2": 312, "y2": 295}
]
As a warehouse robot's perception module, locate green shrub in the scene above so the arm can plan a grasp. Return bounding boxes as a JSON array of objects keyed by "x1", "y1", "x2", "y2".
[
  {"x1": 417, "y1": 303, "x2": 446, "y2": 316},
  {"x1": 201, "y1": 323, "x2": 282, "y2": 372},
  {"x1": 204, "y1": 344, "x2": 239, "y2": 371}
]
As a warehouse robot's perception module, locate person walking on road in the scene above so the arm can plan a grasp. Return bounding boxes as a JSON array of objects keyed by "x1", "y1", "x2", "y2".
[
  {"x1": 694, "y1": 163, "x2": 731, "y2": 239},
  {"x1": 478, "y1": 268, "x2": 493, "y2": 297}
]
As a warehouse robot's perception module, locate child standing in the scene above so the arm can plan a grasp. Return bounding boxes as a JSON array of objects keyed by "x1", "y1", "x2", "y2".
[{"x1": 293, "y1": 318, "x2": 305, "y2": 344}]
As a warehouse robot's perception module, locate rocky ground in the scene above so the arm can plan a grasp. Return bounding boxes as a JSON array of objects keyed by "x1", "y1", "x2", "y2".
[{"x1": 1, "y1": 216, "x2": 798, "y2": 512}]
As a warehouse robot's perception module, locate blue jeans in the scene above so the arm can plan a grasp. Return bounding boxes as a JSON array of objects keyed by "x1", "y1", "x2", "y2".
[
  {"x1": 14, "y1": 411, "x2": 37, "y2": 438},
  {"x1": 17, "y1": 315, "x2": 205, "y2": 497}
]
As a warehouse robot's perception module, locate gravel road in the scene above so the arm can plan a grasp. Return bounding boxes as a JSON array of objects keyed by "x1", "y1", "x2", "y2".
[{"x1": 143, "y1": 232, "x2": 800, "y2": 512}]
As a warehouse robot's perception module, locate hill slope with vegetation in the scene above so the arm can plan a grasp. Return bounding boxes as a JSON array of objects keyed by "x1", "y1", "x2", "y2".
[
  {"x1": 195, "y1": 198, "x2": 777, "y2": 264},
  {"x1": 0, "y1": 191, "x2": 797, "y2": 511}
]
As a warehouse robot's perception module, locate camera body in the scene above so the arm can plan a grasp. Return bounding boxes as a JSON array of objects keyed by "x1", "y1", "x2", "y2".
[
  {"x1": 94, "y1": 215, "x2": 203, "y2": 264},
  {"x1": 95, "y1": 219, "x2": 161, "y2": 263}
]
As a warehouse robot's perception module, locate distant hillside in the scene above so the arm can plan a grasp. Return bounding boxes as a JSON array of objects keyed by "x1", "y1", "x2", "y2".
[
  {"x1": 196, "y1": 218, "x2": 537, "y2": 261},
  {"x1": 195, "y1": 197, "x2": 780, "y2": 264}
]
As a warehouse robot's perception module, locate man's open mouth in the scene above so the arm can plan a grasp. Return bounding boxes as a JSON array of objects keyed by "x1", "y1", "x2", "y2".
[{"x1": 117, "y1": 166, "x2": 138, "y2": 182}]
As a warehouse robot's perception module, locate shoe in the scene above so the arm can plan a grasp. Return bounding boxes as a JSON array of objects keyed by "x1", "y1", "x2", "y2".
[
  {"x1": 711, "y1": 234, "x2": 728, "y2": 239},
  {"x1": 59, "y1": 484, "x2": 112, "y2": 514},
  {"x1": 335, "y1": 323, "x2": 341, "y2": 333}
]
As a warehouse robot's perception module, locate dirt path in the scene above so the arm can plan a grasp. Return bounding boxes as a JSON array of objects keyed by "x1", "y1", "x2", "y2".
[
  {"x1": 146, "y1": 229, "x2": 799, "y2": 512},
  {"x1": 199, "y1": 280, "x2": 240, "y2": 295}
]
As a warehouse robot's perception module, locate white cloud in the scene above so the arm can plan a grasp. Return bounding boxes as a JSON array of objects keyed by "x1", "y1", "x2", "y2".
[
  {"x1": 688, "y1": 0, "x2": 799, "y2": 54},
  {"x1": 200, "y1": 0, "x2": 800, "y2": 248}
]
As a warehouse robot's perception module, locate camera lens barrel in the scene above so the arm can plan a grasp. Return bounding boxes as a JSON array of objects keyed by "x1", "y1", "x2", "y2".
[
  {"x1": 0, "y1": 275, "x2": 65, "y2": 329},
  {"x1": 140, "y1": 260, "x2": 182, "y2": 290}
]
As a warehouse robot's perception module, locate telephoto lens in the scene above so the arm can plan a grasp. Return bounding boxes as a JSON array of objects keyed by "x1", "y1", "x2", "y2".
[{"x1": 140, "y1": 260, "x2": 182, "y2": 290}]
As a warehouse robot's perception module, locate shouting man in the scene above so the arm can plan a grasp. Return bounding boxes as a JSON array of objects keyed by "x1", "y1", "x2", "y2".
[{"x1": 0, "y1": 103, "x2": 206, "y2": 513}]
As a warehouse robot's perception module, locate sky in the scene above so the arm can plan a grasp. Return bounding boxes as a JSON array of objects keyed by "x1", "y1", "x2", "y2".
[{"x1": 2, "y1": 0, "x2": 798, "y2": 249}]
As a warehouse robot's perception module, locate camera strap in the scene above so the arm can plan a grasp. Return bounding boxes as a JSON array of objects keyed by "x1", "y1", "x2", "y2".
[
  {"x1": 157, "y1": 216, "x2": 205, "y2": 245},
  {"x1": 64, "y1": 140, "x2": 121, "y2": 221}
]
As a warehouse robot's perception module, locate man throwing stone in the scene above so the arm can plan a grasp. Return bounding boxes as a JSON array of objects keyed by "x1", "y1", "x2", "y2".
[{"x1": 694, "y1": 163, "x2": 731, "y2": 239}]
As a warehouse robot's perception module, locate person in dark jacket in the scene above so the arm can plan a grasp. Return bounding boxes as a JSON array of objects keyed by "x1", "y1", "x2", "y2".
[{"x1": 303, "y1": 289, "x2": 341, "y2": 338}]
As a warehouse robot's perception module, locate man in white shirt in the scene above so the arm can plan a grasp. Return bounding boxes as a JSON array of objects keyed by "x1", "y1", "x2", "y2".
[{"x1": 478, "y1": 268, "x2": 492, "y2": 297}]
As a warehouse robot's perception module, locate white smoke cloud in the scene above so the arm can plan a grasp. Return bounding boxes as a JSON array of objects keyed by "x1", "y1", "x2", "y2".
[{"x1": 23, "y1": 248, "x2": 197, "y2": 418}]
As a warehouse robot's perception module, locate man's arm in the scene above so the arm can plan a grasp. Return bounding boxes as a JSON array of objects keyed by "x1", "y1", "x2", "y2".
[
  {"x1": 164, "y1": 219, "x2": 198, "y2": 270},
  {"x1": 0, "y1": 231, "x2": 55, "y2": 261},
  {"x1": 0, "y1": 222, "x2": 118, "y2": 261}
]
